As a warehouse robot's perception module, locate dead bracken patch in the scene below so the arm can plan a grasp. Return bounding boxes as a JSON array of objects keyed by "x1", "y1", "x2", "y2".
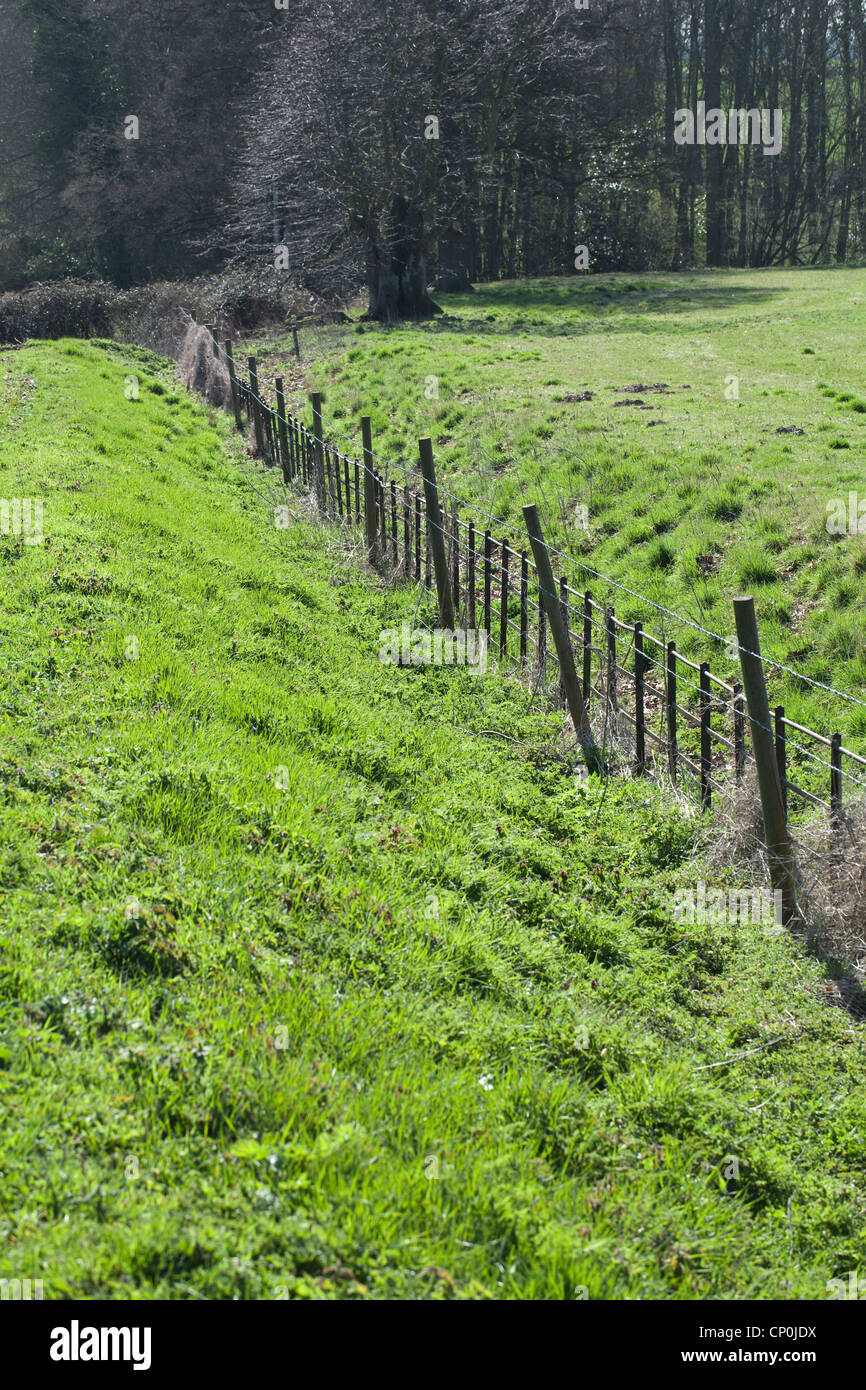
[
  {"x1": 707, "y1": 771, "x2": 866, "y2": 1004},
  {"x1": 178, "y1": 323, "x2": 233, "y2": 410}
]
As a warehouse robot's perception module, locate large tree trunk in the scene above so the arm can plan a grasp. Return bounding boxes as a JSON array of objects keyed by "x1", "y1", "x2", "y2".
[
  {"x1": 364, "y1": 196, "x2": 442, "y2": 322},
  {"x1": 436, "y1": 200, "x2": 475, "y2": 292}
]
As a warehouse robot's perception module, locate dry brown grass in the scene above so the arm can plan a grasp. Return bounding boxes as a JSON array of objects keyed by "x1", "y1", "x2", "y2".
[
  {"x1": 178, "y1": 323, "x2": 232, "y2": 410},
  {"x1": 706, "y1": 770, "x2": 866, "y2": 1005}
]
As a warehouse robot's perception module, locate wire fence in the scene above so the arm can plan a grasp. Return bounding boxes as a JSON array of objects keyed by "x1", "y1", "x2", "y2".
[{"x1": 193, "y1": 317, "x2": 866, "y2": 833}]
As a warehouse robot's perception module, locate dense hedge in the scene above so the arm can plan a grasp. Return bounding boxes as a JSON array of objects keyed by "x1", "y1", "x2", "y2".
[
  {"x1": 0, "y1": 269, "x2": 335, "y2": 351},
  {"x1": 0, "y1": 280, "x2": 117, "y2": 343}
]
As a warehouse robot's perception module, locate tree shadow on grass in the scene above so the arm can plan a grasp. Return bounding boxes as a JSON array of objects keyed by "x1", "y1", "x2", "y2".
[{"x1": 399, "y1": 274, "x2": 788, "y2": 339}]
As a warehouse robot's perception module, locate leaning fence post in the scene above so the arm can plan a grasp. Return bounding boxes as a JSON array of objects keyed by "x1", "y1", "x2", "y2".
[
  {"x1": 225, "y1": 341, "x2": 242, "y2": 431},
  {"x1": 248, "y1": 357, "x2": 266, "y2": 456},
  {"x1": 275, "y1": 379, "x2": 291, "y2": 484},
  {"x1": 524, "y1": 505, "x2": 602, "y2": 775},
  {"x1": 634, "y1": 622, "x2": 646, "y2": 774},
  {"x1": 292, "y1": 325, "x2": 300, "y2": 358},
  {"x1": 700, "y1": 662, "x2": 712, "y2": 811},
  {"x1": 733, "y1": 596, "x2": 799, "y2": 924},
  {"x1": 361, "y1": 416, "x2": 378, "y2": 565},
  {"x1": 418, "y1": 438, "x2": 456, "y2": 630}
]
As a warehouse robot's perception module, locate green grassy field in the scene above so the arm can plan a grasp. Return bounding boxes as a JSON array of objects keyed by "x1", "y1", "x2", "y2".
[
  {"x1": 255, "y1": 268, "x2": 866, "y2": 755},
  {"x1": 1, "y1": 335, "x2": 865, "y2": 1299}
]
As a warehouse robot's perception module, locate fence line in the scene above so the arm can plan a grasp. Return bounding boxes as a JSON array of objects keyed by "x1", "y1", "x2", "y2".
[{"x1": 188, "y1": 317, "x2": 866, "y2": 834}]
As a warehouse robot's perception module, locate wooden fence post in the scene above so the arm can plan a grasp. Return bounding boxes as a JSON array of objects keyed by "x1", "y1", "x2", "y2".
[
  {"x1": 361, "y1": 416, "x2": 378, "y2": 565},
  {"x1": 292, "y1": 325, "x2": 300, "y2": 358},
  {"x1": 418, "y1": 438, "x2": 456, "y2": 630},
  {"x1": 733, "y1": 595, "x2": 799, "y2": 924},
  {"x1": 248, "y1": 357, "x2": 266, "y2": 457},
  {"x1": 275, "y1": 379, "x2": 291, "y2": 484},
  {"x1": 666, "y1": 641, "x2": 678, "y2": 784},
  {"x1": 225, "y1": 341, "x2": 242, "y2": 431},
  {"x1": 523, "y1": 505, "x2": 602, "y2": 775},
  {"x1": 700, "y1": 662, "x2": 712, "y2": 811},
  {"x1": 344, "y1": 456, "x2": 351, "y2": 522},
  {"x1": 634, "y1": 621, "x2": 646, "y2": 774}
]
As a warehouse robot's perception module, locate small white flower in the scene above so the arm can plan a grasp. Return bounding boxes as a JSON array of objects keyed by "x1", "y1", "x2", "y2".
[{"x1": 478, "y1": 1073, "x2": 494, "y2": 1091}]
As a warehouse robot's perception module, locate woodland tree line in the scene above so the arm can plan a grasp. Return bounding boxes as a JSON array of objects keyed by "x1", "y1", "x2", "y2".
[{"x1": 0, "y1": 0, "x2": 864, "y2": 318}]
